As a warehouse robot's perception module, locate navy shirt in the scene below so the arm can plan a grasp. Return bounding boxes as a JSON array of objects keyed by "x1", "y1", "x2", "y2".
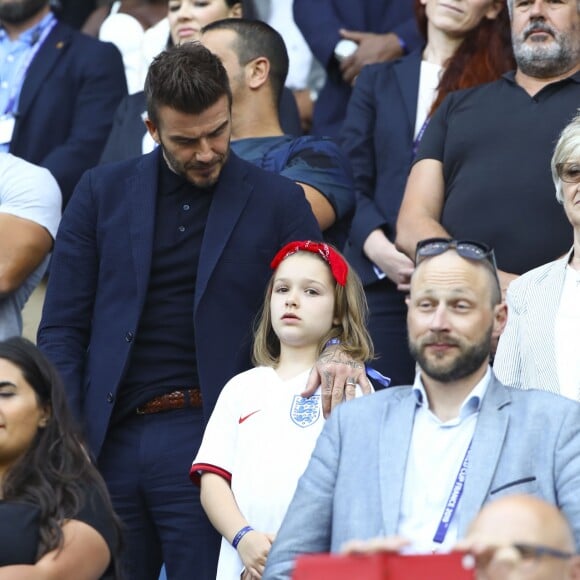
[
  {"x1": 112, "y1": 154, "x2": 212, "y2": 422},
  {"x1": 415, "y1": 71, "x2": 579, "y2": 274}
]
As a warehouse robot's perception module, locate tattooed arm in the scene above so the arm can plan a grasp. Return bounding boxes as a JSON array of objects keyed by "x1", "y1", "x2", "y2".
[{"x1": 302, "y1": 345, "x2": 372, "y2": 417}]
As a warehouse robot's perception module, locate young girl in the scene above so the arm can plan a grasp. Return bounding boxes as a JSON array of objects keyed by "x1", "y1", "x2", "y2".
[{"x1": 190, "y1": 240, "x2": 374, "y2": 580}]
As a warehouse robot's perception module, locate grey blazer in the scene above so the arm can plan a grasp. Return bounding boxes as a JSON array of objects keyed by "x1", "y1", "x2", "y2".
[
  {"x1": 263, "y1": 373, "x2": 580, "y2": 579},
  {"x1": 493, "y1": 252, "x2": 572, "y2": 394}
]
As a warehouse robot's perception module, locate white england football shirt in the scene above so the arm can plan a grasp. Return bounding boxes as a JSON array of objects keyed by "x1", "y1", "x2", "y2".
[{"x1": 192, "y1": 366, "x2": 325, "y2": 580}]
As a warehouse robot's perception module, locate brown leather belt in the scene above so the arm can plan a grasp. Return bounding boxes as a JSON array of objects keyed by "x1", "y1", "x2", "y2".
[{"x1": 136, "y1": 389, "x2": 202, "y2": 415}]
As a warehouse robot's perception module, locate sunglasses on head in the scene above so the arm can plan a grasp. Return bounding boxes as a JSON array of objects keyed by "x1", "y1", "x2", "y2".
[{"x1": 415, "y1": 238, "x2": 498, "y2": 271}]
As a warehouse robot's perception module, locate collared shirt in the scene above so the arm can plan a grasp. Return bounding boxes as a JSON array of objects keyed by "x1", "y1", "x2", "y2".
[
  {"x1": 398, "y1": 367, "x2": 491, "y2": 553},
  {"x1": 0, "y1": 11, "x2": 55, "y2": 152},
  {"x1": 112, "y1": 154, "x2": 213, "y2": 423}
]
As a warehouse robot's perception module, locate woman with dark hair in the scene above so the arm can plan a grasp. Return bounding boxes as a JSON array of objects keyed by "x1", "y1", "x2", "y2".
[
  {"x1": 340, "y1": 0, "x2": 515, "y2": 386},
  {"x1": 0, "y1": 337, "x2": 122, "y2": 579}
]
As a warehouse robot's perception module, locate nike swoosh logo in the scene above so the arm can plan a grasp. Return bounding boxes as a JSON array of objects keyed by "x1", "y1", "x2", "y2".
[{"x1": 238, "y1": 410, "x2": 261, "y2": 424}]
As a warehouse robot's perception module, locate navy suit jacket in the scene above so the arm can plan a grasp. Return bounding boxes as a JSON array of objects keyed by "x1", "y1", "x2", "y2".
[
  {"x1": 38, "y1": 149, "x2": 321, "y2": 456},
  {"x1": 293, "y1": 0, "x2": 421, "y2": 137},
  {"x1": 340, "y1": 51, "x2": 420, "y2": 285},
  {"x1": 9, "y1": 20, "x2": 127, "y2": 204}
]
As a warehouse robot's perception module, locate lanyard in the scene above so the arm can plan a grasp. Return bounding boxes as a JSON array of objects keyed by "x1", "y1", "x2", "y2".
[
  {"x1": 365, "y1": 365, "x2": 390, "y2": 388},
  {"x1": 2, "y1": 13, "x2": 57, "y2": 116},
  {"x1": 432, "y1": 439, "x2": 472, "y2": 545},
  {"x1": 411, "y1": 116, "x2": 430, "y2": 160}
]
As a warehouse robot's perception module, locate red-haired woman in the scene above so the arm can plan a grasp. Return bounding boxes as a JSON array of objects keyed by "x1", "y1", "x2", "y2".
[{"x1": 340, "y1": 0, "x2": 514, "y2": 386}]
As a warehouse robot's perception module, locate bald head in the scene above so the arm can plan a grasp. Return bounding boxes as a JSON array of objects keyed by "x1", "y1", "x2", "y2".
[
  {"x1": 406, "y1": 250, "x2": 507, "y2": 387},
  {"x1": 465, "y1": 495, "x2": 580, "y2": 580},
  {"x1": 412, "y1": 249, "x2": 501, "y2": 308},
  {"x1": 470, "y1": 496, "x2": 575, "y2": 552}
]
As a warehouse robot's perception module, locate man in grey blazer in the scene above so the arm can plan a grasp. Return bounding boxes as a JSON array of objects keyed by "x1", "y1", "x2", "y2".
[{"x1": 264, "y1": 239, "x2": 580, "y2": 579}]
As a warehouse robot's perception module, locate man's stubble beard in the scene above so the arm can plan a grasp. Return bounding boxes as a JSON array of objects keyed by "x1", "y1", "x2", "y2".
[
  {"x1": 409, "y1": 328, "x2": 492, "y2": 384},
  {"x1": 513, "y1": 20, "x2": 580, "y2": 78},
  {"x1": 0, "y1": 0, "x2": 48, "y2": 24},
  {"x1": 160, "y1": 140, "x2": 230, "y2": 190}
]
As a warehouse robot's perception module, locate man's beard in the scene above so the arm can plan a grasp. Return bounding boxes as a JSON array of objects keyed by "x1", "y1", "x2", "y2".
[
  {"x1": 160, "y1": 140, "x2": 228, "y2": 190},
  {"x1": 0, "y1": 0, "x2": 49, "y2": 24},
  {"x1": 513, "y1": 20, "x2": 580, "y2": 78},
  {"x1": 409, "y1": 329, "x2": 492, "y2": 384}
]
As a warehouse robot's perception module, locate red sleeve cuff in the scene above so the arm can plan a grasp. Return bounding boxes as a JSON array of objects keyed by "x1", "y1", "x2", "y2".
[{"x1": 190, "y1": 463, "x2": 232, "y2": 486}]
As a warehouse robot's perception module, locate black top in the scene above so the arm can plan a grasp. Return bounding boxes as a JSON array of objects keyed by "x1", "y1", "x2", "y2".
[
  {"x1": 53, "y1": 1, "x2": 97, "y2": 29},
  {"x1": 112, "y1": 155, "x2": 212, "y2": 422},
  {"x1": 415, "y1": 71, "x2": 580, "y2": 274},
  {"x1": 0, "y1": 486, "x2": 118, "y2": 575}
]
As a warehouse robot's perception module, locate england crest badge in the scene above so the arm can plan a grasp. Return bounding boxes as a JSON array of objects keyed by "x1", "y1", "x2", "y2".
[{"x1": 290, "y1": 394, "x2": 321, "y2": 428}]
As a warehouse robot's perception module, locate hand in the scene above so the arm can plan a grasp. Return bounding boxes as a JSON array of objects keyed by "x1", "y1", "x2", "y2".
[
  {"x1": 341, "y1": 535, "x2": 411, "y2": 555},
  {"x1": 303, "y1": 345, "x2": 372, "y2": 418},
  {"x1": 455, "y1": 537, "x2": 523, "y2": 579},
  {"x1": 363, "y1": 229, "x2": 414, "y2": 291},
  {"x1": 241, "y1": 569, "x2": 257, "y2": 580},
  {"x1": 338, "y1": 30, "x2": 404, "y2": 84},
  {"x1": 237, "y1": 530, "x2": 275, "y2": 579},
  {"x1": 241, "y1": 566, "x2": 266, "y2": 580}
]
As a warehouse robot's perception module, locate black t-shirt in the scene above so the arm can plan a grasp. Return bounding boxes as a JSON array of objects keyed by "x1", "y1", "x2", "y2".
[
  {"x1": 415, "y1": 71, "x2": 580, "y2": 274},
  {"x1": 0, "y1": 485, "x2": 118, "y2": 575}
]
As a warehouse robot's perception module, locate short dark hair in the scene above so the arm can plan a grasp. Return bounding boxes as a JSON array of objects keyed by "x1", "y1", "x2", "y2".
[
  {"x1": 202, "y1": 18, "x2": 289, "y2": 105},
  {"x1": 145, "y1": 42, "x2": 232, "y2": 127}
]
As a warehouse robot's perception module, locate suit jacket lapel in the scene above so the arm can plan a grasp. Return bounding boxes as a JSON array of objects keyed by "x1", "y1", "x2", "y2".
[
  {"x1": 16, "y1": 22, "x2": 70, "y2": 119},
  {"x1": 195, "y1": 153, "x2": 251, "y2": 311},
  {"x1": 457, "y1": 375, "x2": 510, "y2": 536},
  {"x1": 527, "y1": 253, "x2": 570, "y2": 393},
  {"x1": 393, "y1": 50, "x2": 422, "y2": 132},
  {"x1": 127, "y1": 150, "x2": 158, "y2": 307},
  {"x1": 379, "y1": 391, "x2": 416, "y2": 535}
]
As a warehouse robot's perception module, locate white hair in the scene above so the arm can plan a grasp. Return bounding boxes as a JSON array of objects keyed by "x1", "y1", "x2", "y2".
[{"x1": 551, "y1": 111, "x2": 580, "y2": 203}]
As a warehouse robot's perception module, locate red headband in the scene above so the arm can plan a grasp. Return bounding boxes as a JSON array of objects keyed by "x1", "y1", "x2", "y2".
[{"x1": 270, "y1": 240, "x2": 349, "y2": 286}]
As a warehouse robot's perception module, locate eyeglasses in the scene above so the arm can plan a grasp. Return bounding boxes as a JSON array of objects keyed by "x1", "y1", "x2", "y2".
[
  {"x1": 415, "y1": 238, "x2": 497, "y2": 270},
  {"x1": 556, "y1": 162, "x2": 580, "y2": 184},
  {"x1": 471, "y1": 542, "x2": 575, "y2": 571},
  {"x1": 512, "y1": 543, "x2": 574, "y2": 561}
]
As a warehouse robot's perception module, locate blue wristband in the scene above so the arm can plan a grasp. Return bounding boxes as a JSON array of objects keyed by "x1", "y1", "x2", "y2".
[
  {"x1": 396, "y1": 35, "x2": 408, "y2": 55},
  {"x1": 325, "y1": 338, "x2": 340, "y2": 349},
  {"x1": 232, "y1": 525, "x2": 253, "y2": 549}
]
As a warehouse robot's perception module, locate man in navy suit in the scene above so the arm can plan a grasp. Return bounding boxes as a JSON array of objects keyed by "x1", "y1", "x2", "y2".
[
  {"x1": 293, "y1": 0, "x2": 422, "y2": 137},
  {"x1": 0, "y1": 0, "x2": 126, "y2": 204},
  {"x1": 38, "y1": 42, "x2": 322, "y2": 580}
]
